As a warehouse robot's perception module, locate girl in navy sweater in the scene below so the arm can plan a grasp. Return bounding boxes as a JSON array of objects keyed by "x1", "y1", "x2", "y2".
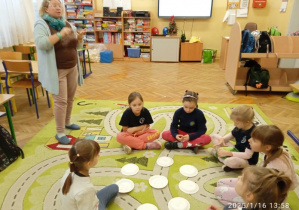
[{"x1": 162, "y1": 90, "x2": 211, "y2": 153}]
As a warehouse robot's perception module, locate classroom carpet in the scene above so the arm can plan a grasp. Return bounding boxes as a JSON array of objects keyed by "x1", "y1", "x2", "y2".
[{"x1": 1, "y1": 98, "x2": 299, "y2": 210}]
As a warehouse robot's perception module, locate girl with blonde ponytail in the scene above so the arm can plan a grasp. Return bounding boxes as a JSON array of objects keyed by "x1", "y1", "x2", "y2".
[
  {"x1": 60, "y1": 139, "x2": 119, "y2": 210},
  {"x1": 208, "y1": 166, "x2": 292, "y2": 210}
]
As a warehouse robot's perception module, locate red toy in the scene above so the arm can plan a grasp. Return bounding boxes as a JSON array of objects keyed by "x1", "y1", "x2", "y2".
[{"x1": 151, "y1": 27, "x2": 159, "y2": 35}]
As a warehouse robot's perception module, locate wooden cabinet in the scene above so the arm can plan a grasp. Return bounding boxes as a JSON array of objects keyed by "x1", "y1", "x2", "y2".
[
  {"x1": 180, "y1": 42, "x2": 203, "y2": 61},
  {"x1": 225, "y1": 22, "x2": 299, "y2": 94},
  {"x1": 151, "y1": 36, "x2": 180, "y2": 62}
]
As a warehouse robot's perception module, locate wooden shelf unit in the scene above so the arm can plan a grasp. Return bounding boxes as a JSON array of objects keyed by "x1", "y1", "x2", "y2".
[
  {"x1": 122, "y1": 12, "x2": 151, "y2": 59},
  {"x1": 225, "y1": 22, "x2": 299, "y2": 94},
  {"x1": 65, "y1": 0, "x2": 95, "y2": 42},
  {"x1": 93, "y1": 15, "x2": 123, "y2": 60}
]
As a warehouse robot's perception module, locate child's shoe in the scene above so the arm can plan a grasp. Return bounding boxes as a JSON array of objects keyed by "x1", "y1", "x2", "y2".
[
  {"x1": 190, "y1": 146, "x2": 200, "y2": 154},
  {"x1": 55, "y1": 134, "x2": 70, "y2": 144},
  {"x1": 147, "y1": 141, "x2": 162, "y2": 150},
  {"x1": 164, "y1": 142, "x2": 179, "y2": 150},
  {"x1": 123, "y1": 145, "x2": 132, "y2": 154},
  {"x1": 65, "y1": 124, "x2": 81, "y2": 130},
  {"x1": 222, "y1": 165, "x2": 242, "y2": 172}
]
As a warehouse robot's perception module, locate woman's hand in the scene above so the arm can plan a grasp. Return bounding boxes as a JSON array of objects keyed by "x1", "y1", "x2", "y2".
[
  {"x1": 60, "y1": 27, "x2": 72, "y2": 38},
  {"x1": 77, "y1": 29, "x2": 87, "y2": 40},
  {"x1": 217, "y1": 149, "x2": 233, "y2": 157}
]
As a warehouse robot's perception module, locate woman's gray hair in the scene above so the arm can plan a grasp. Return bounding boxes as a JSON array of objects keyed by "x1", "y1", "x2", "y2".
[{"x1": 39, "y1": 0, "x2": 64, "y2": 17}]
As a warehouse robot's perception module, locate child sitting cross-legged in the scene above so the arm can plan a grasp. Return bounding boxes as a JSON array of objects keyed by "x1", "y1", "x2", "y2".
[
  {"x1": 210, "y1": 105, "x2": 259, "y2": 172},
  {"x1": 117, "y1": 92, "x2": 161, "y2": 154},
  {"x1": 162, "y1": 90, "x2": 211, "y2": 154}
]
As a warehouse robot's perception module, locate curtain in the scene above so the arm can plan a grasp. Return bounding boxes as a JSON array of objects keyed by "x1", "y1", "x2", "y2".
[{"x1": 0, "y1": 0, "x2": 35, "y2": 49}]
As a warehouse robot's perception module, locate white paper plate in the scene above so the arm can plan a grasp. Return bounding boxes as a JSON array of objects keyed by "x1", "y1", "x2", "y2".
[
  {"x1": 168, "y1": 197, "x2": 190, "y2": 210},
  {"x1": 179, "y1": 165, "x2": 198, "y2": 177},
  {"x1": 137, "y1": 203, "x2": 158, "y2": 210},
  {"x1": 149, "y1": 175, "x2": 168, "y2": 189},
  {"x1": 121, "y1": 163, "x2": 139, "y2": 176},
  {"x1": 157, "y1": 156, "x2": 174, "y2": 167},
  {"x1": 179, "y1": 180, "x2": 199, "y2": 194},
  {"x1": 116, "y1": 179, "x2": 134, "y2": 193}
]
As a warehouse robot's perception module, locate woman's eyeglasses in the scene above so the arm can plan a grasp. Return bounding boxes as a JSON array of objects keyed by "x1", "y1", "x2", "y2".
[{"x1": 49, "y1": 4, "x2": 62, "y2": 8}]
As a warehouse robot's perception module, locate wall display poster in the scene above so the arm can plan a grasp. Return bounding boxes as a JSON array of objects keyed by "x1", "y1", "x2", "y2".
[
  {"x1": 103, "y1": 0, "x2": 131, "y2": 10},
  {"x1": 227, "y1": 0, "x2": 240, "y2": 9},
  {"x1": 280, "y1": 0, "x2": 288, "y2": 13},
  {"x1": 237, "y1": 0, "x2": 249, "y2": 17}
]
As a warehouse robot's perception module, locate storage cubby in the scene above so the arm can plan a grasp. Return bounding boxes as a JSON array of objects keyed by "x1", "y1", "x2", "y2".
[{"x1": 225, "y1": 22, "x2": 299, "y2": 94}]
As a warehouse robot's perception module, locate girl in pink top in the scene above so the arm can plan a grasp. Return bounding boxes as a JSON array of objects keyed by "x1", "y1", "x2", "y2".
[
  {"x1": 209, "y1": 166, "x2": 292, "y2": 210},
  {"x1": 214, "y1": 125, "x2": 298, "y2": 206}
]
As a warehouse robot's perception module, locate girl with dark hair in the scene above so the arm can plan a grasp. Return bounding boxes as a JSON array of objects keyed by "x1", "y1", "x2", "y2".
[
  {"x1": 60, "y1": 139, "x2": 118, "y2": 210},
  {"x1": 162, "y1": 90, "x2": 211, "y2": 153},
  {"x1": 117, "y1": 92, "x2": 161, "y2": 154}
]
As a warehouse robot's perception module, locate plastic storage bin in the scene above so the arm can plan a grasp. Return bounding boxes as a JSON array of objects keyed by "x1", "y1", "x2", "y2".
[
  {"x1": 100, "y1": 50, "x2": 113, "y2": 63},
  {"x1": 127, "y1": 48, "x2": 140, "y2": 58}
]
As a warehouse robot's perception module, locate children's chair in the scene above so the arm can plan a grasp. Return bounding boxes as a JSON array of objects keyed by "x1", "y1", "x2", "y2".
[{"x1": 2, "y1": 60, "x2": 50, "y2": 119}]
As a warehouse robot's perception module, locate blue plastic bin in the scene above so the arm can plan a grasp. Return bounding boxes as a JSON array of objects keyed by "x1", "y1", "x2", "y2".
[
  {"x1": 100, "y1": 50, "x2": 113, "y2": 63},
  {"x1": 127, "y1": 48, "x2": 140, "y2": 58}
]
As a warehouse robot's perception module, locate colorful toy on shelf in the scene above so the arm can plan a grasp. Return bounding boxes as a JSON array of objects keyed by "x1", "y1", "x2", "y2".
[
  {"x1": 163, "y1": 27, "x2": 169, "y2": 36},
  {"x1": 151, "y1": 27, "x2": 159, "y2": 35}
]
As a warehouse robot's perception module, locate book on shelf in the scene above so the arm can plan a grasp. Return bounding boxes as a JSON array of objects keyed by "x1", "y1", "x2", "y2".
[{"x1": 103, "y1": 32, "x2": 122, "y2": 44}]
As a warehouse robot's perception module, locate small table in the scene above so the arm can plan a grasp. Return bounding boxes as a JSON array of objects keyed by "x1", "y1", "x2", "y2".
[{"x1": 0, "y1": 94, "x2": 16, "y2": 144}]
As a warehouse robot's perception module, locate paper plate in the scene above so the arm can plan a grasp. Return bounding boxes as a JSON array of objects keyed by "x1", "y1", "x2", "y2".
[
  {"x1": 137, "y1": 203, "x2": 158, "y2": 210},
  {"x1": 168, "y1": 197, "x2": 190, "y2": 210},
  {"x1": 149, "y1": 175, "x2": 168, "y2": 189},
  {"x1": 179, "y1": 180, "x2": 199, "y2": 194},
  {"x1": 179, "y1": 165, "x2": 198, "y2": 177},
  {"x1": 116, "y1": 179, "x2": 134, "y2": 193},
  {"x1": 157, "y1": 156, "x2": 174, "y2": 167},
  {"x1": 121, "y1": 163, "x2": 139, "y2": 176}
]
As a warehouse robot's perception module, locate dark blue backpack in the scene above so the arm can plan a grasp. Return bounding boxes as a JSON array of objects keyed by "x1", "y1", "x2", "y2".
[
  {"x1": 0, "y1": 125, "x2": 24, "y2": 172},
  {"x1": 241, "y1": 29, "x2": 255, "y2": 53}
]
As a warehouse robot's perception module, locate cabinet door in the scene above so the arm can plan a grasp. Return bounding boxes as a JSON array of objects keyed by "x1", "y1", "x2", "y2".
[{"x1": 151, "y1": 37, "x2": 180, "y2": 62}]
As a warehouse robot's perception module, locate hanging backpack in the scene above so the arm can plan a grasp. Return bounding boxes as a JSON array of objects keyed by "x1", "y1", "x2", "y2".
[
  {"x1": 251, "y1": 30, "x2": 261, "y2": 52},
  {"x1": 258, "y1": 31, "x2": 272, "y2": 53},
  {"x1": 241, "y1": 29, "x2": 255, "y2": 53},
  {"x1": 0, "y1": 125, "x2": 24, "y2": 172},
  {"x1": 269, "y1": 26, "x2": 281, "y2": 36},
  {"x1": 244, "y1": 60, "x2": 271, "y2": 95}
]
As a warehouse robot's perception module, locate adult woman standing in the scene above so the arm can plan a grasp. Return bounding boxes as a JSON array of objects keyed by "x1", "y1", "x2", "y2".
[{"x1": 34, "y1": 0, "x2": 84, "y2": 144}]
